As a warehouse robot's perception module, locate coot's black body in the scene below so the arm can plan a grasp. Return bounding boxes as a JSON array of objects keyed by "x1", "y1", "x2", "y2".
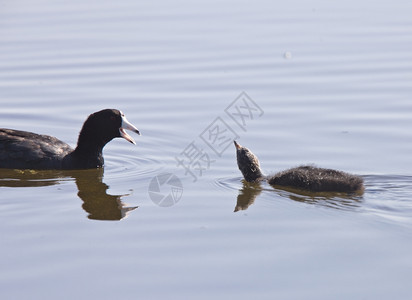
[
  {"x1": 234, "y1": 141, "x2": 363, "y2": 193},
  {"x1": 0, "y1": 109, "x2": 140, "y2": 170}
]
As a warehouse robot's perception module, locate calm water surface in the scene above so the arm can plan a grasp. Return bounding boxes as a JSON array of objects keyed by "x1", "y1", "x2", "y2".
[{"x1": 1, "y1": 0, "x2": 412, "y2": 299}]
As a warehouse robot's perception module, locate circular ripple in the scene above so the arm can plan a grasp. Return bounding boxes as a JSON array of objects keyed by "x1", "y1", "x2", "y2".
[
  {"x1": 104, "y1": 153, "x2": 165, "y2": 182},
  {"x1": 214, "y1": 176, "x2": 276, "y2": 193},
  {"x1": 214, "y1": 176, "x2": 243, "y2": 191}
]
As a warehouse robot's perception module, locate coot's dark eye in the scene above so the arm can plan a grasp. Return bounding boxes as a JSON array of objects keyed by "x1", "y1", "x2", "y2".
[{"x1": 110, "y1": 116, "x2": 116, "y2": 121}]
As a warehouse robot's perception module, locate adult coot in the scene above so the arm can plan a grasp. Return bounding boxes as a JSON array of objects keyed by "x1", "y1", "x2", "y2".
[
  {"x1": 0, "y1": 109, "x2": 140, "y2": 170},
  {"x1": 234, "y1": 141, "x2": 363, "y2": 193}
]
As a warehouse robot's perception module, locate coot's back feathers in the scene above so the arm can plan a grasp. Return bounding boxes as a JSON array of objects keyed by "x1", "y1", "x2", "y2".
[
  {"x1": 0, "y1": 109, "x2": 140, "y2": 170},
  {"x1": 0, "y1": 129, "x2": 72, "y2": 169}
]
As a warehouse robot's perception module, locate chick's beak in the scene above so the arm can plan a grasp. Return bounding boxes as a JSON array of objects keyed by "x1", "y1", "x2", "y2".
[{"x1": 120, "y1": 115, "x2": 140, "y2": 145}]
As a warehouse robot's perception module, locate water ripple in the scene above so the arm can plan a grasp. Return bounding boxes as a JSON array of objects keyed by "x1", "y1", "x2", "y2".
[{"x1": 104, "y1": 153, "x2": 164, "y2": 182}]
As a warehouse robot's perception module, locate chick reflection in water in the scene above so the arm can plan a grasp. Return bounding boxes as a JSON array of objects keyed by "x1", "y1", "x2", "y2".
[
  {"x1": 0, "y1": 169, "x2": 137, "y2": 220},
  {"x1": 235, "y1": 181, "x2": 262, "y2": 212}
]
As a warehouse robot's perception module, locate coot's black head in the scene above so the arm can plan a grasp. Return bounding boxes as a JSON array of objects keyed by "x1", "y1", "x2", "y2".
[
  {"x1": 77, "y1": 109, "x2": 140, "y2": 151},
  {"x1": 234, "y1": 141, "x2": 264, "y2": 182}
]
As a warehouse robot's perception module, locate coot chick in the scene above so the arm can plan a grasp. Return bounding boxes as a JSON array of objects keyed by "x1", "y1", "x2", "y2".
[
  {"x1": 234, "y1": 141, "x2": 363, "y2": 193},
  {"x1": 0, "y1": 109, "x2": 140, "y2": 170}
]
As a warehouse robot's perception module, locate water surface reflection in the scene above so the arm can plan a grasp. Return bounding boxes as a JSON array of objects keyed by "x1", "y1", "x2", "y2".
[{"x1": 0, "y1": 169, "x2": 137, "y2": 221}]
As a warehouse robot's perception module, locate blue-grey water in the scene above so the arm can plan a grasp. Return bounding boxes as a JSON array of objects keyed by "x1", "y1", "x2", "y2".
[{"x1": 1, "y1": 1, "x2": 412, "y2": 299}]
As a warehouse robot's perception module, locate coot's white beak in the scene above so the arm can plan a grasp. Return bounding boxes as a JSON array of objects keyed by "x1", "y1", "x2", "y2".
[{"x1": 120, "y1": 114, "x2": 140, "y2": 145}]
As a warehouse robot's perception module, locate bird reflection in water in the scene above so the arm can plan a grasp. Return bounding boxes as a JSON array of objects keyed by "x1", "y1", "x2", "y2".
[
  {"x1": 0, "y1": 168, "x2": 137, "y2": 221},
  {"x1": 234, "y1": 179, "x2": 363, "y2": 212},
  {"x1": 235, "y1": 180, "x2": 262, "y2": 212}
]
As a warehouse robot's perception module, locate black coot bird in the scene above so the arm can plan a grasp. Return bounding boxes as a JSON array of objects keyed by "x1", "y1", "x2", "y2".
[
  {"x1": 0, "y1": 109, "x2": 140, "y2": 170},
  {"x1": 234, "y1": 141, "x2": 364, "y2": 193}
]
